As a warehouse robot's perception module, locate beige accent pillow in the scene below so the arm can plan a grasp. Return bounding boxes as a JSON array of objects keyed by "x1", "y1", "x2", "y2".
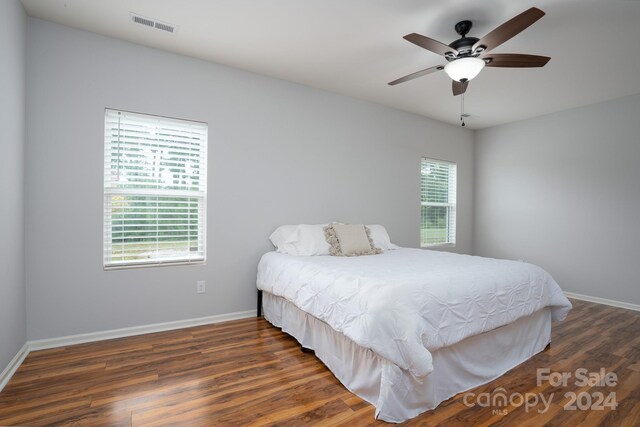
[{"x1": 324, "y1": 224, "x2": 382, "y2": 257}]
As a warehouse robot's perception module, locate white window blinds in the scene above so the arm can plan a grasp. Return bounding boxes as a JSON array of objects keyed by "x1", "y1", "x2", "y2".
[
  {"x1": 104, "y1": 109, "x2": 208, "y2": 268},
  {"x1": 420, "y1": 158, "x2": 457, "y2": 246}
]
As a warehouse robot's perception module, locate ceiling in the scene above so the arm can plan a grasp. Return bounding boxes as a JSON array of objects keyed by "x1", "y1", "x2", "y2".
[{"x1": 21, "y1": 0, "x2": 640, "y2": 129}]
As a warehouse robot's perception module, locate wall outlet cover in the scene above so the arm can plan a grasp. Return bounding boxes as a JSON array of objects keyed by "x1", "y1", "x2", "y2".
[{"x1": 196, "y1": 280, "x2": 206, "y2": 293}]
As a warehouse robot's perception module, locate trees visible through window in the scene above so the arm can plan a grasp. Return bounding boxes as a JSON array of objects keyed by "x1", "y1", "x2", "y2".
[
  {"x1": 103, "y1": 109, "x2": 207, "y2": 268},
  {"x1": 420, "y1": 158, "x2": 456, "y2": 246}
]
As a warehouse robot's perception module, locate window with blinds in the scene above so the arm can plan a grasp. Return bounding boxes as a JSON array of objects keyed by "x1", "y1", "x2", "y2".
[
  {"x1": 420, "y1": 158, "x2": 456, "y2": 247},
  {"x1": 104, "y1": 109, "x2": 208, "y2": 268}
]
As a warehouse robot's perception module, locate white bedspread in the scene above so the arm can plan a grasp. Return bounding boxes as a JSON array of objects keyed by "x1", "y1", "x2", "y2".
[{"x1": 257, "y1": 248, "x2": 571, "y2": 379}]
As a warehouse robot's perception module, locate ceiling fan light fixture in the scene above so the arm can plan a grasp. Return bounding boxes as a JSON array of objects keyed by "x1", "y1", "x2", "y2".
[{"x1": 444, "y1": 57, "x2": 485, "y2": 82}]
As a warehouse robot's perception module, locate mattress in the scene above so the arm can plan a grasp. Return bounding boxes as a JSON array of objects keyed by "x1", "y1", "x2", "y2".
[{"x1": 257, "y1": 248, "x2": 571, "y2": 380}]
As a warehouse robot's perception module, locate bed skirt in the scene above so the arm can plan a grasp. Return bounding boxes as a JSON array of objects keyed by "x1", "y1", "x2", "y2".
[{"x1": 262, "y1": 291, "x2": 551, "y2": 423}]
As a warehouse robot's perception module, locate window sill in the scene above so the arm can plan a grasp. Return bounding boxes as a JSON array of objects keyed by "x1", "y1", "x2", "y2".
[
  {"x1": 420, "y1": 243, "x2": 456, "y2": 249},
  {"x1": 104, "y1": 259, "x2": 205, "y2": 271}
]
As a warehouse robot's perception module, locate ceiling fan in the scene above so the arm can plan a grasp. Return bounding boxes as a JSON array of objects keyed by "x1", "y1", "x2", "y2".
[{"x1": 388, "y1": 7, "x2": 550, "y2": 96}]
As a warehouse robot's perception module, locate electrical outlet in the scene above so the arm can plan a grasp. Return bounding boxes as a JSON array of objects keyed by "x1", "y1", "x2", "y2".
[{"x1": 196, "y1": 280, "x2": 206, "y2": 294}]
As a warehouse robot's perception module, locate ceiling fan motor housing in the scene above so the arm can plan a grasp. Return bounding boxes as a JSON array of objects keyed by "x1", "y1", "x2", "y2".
[
  {"x1": 448, "y1": 20, "x2": 481, "y2": 59},
  {"x1": 448, "y1": 36, "x2": 480, "y2": 58}
]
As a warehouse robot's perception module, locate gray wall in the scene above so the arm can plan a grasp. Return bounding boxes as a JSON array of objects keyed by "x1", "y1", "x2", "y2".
[
  {"x1": 474, "y1": 94, "x2": 640, "y2": 305},
  {"x1": 25, "y1": 18, "x2": 474, "y2": 340},
  {"x1": 0, "y1": 0, "x2": 27, "y2": 369}
]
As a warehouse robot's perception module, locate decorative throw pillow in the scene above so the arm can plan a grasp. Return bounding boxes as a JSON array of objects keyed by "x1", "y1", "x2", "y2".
[{"x1": 324, "y1": 224, "x2": 382, "y2": 257}]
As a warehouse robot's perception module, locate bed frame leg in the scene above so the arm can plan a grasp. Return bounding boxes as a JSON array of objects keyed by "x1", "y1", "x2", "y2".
[{"x1": 257, "y1": 290, "x2": 262, "y2": 317}]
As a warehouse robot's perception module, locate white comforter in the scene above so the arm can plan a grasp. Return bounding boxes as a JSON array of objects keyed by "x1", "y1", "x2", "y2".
[{"x1": 257, "y1": 248, "x2": 571, "y2": 379}]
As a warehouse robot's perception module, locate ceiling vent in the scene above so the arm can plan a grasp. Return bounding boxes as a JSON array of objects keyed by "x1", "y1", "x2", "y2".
[
  {"x1": 154, "y1": 22, "x2": 175, "y2": 33},
  {"x1": 130, "y1": 13, "x2": 177, "y2": 34}
]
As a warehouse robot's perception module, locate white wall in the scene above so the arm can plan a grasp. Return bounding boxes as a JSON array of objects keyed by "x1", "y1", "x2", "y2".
[
  {"x1": 0, "y1": 0, "x2": 27, "y2": 370},
  {"x1": 25, "y1": 18, "x2": 474, "y2": 340},
  {"x1": 474, "y1": 93, "x2": 640, "y2": 305}
]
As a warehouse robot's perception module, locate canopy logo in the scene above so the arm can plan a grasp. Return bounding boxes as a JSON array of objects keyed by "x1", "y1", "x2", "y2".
[{"x1": 462, "y1": 368, "x2": 618, "y2": 415}]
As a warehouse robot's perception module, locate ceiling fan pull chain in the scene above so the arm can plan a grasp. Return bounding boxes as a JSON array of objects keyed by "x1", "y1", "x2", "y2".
[{"x1": 460, "y1": 93, "x2": 466, "y2": 127}]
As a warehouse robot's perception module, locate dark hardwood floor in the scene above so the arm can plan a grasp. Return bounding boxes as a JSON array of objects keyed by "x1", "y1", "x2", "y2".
[{"x1": 0, "y1": 299, "x2": 638, "y2": 426}]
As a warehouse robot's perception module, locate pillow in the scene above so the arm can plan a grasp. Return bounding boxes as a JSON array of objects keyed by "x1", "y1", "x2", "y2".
[
  {"x1": 324, "y1": 224, "x2": 382, "y2": 257},
  {"x1": 295, "y1": 224, "x2": 332, "y2": 255},
  {"x1": 268, "y1": 225, "x2": 299, "y2": 255},
  {"x1": 366, "y1": 224, "x2": 401, "y2": 250},
  {"x1": 269, "y1": 224, "x2": 331, "y2": 256}
]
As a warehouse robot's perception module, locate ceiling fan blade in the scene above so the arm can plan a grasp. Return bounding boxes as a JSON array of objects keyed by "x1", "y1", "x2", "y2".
[
  {"x1": 452, "y1": 80, "x2": 468, "y2": 96},
  {"x1": 388, "y1": 64, "x2": 445, "y2": 86},
  {"x1": 404, "y1": 33, "x2": 458, "y2": 57},
  {"x1": 473, "y1": 7, "x2": 545, "y2": 53},
  {"x1": 484, "y1": 53, "x2": 550, "y2": 67}
]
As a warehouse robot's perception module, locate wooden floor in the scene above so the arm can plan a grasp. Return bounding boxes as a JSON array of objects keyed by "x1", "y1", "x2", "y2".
[{"x1": 0, "y1": 299, "x2": 638, "y2": 426}]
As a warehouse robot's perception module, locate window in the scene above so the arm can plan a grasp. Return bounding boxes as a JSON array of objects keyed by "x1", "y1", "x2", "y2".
[
  {"x1": 420, "y1": 158, "x2": 456, "y2": 247},
  {"x1": 104, "y1": 109, "x2": 207, "y2": 268}
]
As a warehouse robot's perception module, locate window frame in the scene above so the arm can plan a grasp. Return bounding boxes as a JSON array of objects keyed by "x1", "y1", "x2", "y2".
[
  {"x1": 420, "y1": 157, "x2": 457, "y2": 248},
  {"x1": 103, "y1": 108, "x2": 208, "y2": 270}
]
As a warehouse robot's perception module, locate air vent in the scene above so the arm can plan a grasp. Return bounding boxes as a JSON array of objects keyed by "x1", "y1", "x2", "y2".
[
  {"x1": 154, "y1": 22, "x2": 175, "y2": 33},
  {"x1": 130, "y1": 13, "x2": 177, "y2": 34},
  {"x1": 132, "y1": 15, "x2": 154, "y2": 28}
]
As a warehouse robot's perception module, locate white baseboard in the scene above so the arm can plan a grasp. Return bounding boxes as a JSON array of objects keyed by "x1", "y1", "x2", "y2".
[
  {"x1": 0, "y1": 309, "x2": 256, "y2": 392},
  {"x1": 0, "y1": 343, "x2": 29, "y2": 392},
  {"x1": 564, "y1": 292, "x2": 640, "y2": 312},
  {"x1": 29, "y1": 309, "x2": 256, "y2": 351}
]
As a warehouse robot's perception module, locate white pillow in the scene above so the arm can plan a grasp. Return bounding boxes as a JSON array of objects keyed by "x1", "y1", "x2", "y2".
[
  {"x1": 367, "y1": 224, "x2": 401, "y2": 251},
  {"x1": 295, "y1": 224, "x2": 332, "y2": 255},
  {"x1": 268, "y1": 225, "x2": 299, "y2": 255},
  {"x1": 269, "y1": 224, "x2": 331, "y2": 256}
]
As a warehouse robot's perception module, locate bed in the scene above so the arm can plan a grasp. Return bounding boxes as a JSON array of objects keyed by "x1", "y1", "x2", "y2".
[{"x1": 256, "y1": 247, "x2": 572, "y2": 423}]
